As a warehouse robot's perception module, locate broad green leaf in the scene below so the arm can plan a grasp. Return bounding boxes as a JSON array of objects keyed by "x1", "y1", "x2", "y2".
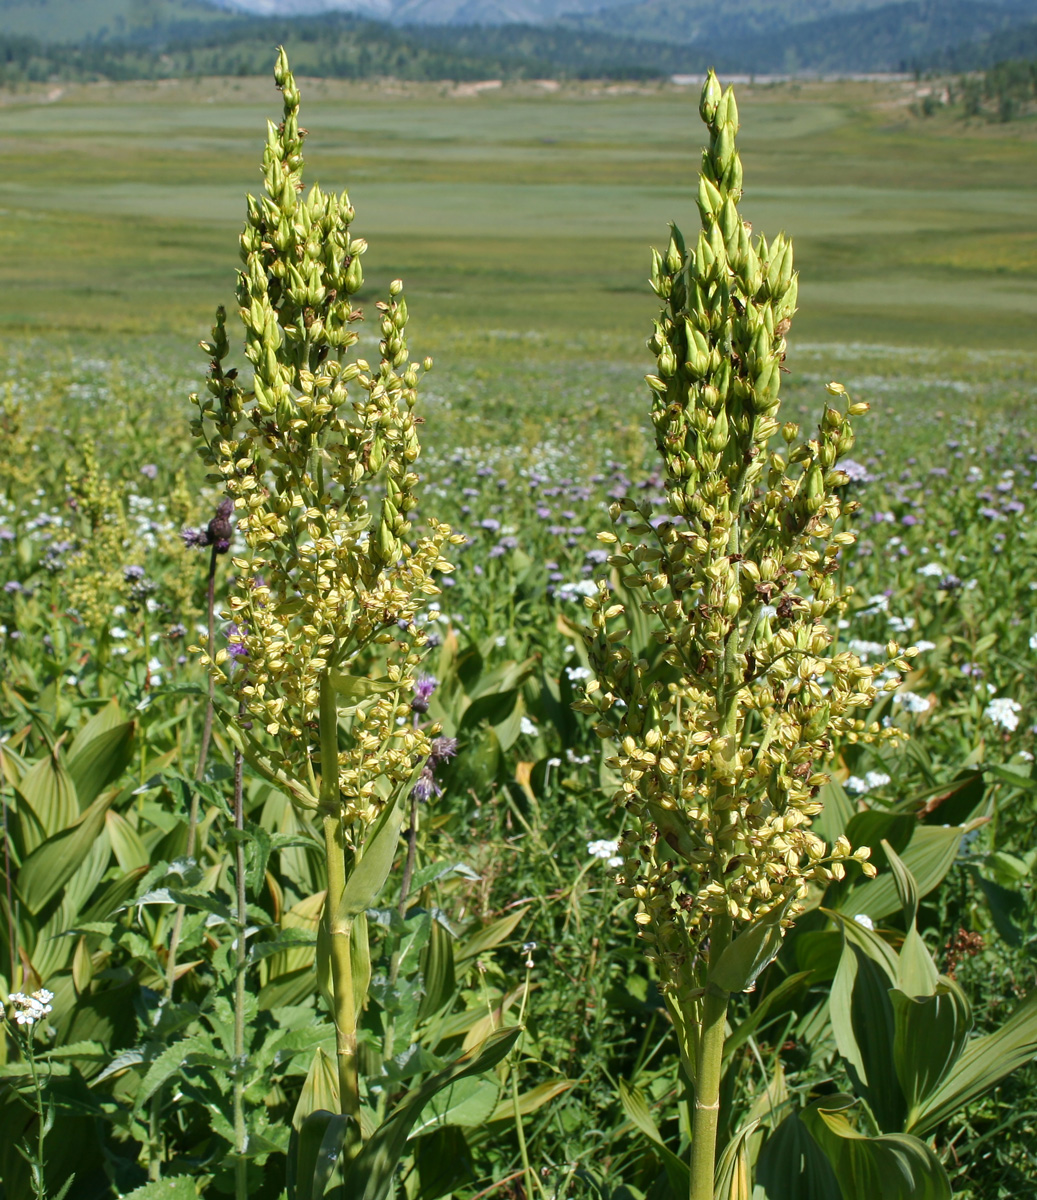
[
  {"x1": 618, "y1": 1078, "x2": 689, "y2": 1197},
  {"x1": 328, "y1": 673, "x2": 401, "y2": 701},
  {"x1": 337, "y1": 1027, "x2": 520, "y2": 1200},
  {"x1": 813, "y1": 776, "x2": 855, "y2": 844},
  {"x1": 754, "y1": 1107, "x2": 842, "y2": 1200},
  {"x1": 410, "y1": 1075, "x2": 500, "y2": 1136},
  {"x1": 293, "y1": 1047, "x2": 340, "y2": 1131},
  {"x1": 710, "y1": 903, "x2": 790, "y2": 994},
  {"x1": 454, "y1": 906, "x2": 529, "y2": 964},
  {"x1": 106, "y1": 809, "x2": 150, "y2": 872},
  {"x1": 16, "y1": 750, "x2": 78, "y2": 849},
  {"x1": 891, "y1": 981, "x2": 972, "y2": 1128},
  {"x1": 802, "y1": 1096, "x2": 951, "y2": 1200},
  {"x1": 334, "y1": 793, "x2": 404, "y2": 924},
  {"x1": 911, "y1": 989, "x2": 1037, "y2": 1136},
  {"x1": 827, "y1": 913, "x2": 904, "y2": 1133},
  {"x1": 288, "y1": 1110, "x2": 357, "y2": 1200},
  {"x1": 715, "y1": 1118, "x2": 758, "y2": 1200},
  {"x1": 883, "y1": 842, "x2": 939, "y2": 999},
  {"x1": 845, "y1": 825, "x2": 965, "y2": 921},
  {"x1": 417, "y1": 916, "x2": 457, "y2": 1023},
  {"x1": 16, "y1": 787, "x2": 117, "y2": 913},
  {"x1": 66, "y1": 717, "x2": 135, "y2": 809},
  {"x1": 487, "y1": 1078, "x2": 575, "y2": 1123}
]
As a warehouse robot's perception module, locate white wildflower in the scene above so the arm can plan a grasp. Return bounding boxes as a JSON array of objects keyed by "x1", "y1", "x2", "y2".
[
  {"x1": 917, "y1": 563, "x2": 944, "y2": 577},
  {"x1": 985, "y1": 697, "x2": 1022, "y2": 732},
  {"x1": 853, "y1": 914, "x2": 875, "y2": 931},
  {"x1": 565, "y1": 666, "x2": 592, "y2": 682},
  {"x1": 587, "y1": 838, "x2": 623, "y2": 868},
  {"x1": 895, "y1": 691, "x2": 931, "y2": 713},
  {"x1": 519, "y1": 716, "x2": 538, "y2": 737}
]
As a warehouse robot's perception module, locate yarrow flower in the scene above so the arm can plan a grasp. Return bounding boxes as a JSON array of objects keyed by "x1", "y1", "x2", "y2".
[
  {"x1": 895, "y1": 691, "x2": 931, "y2": 714},
  {"x1": 587, "y1": 838, "x2": 623, "y2": 868},
  {"x1": 8, "y1": 988, "x2": 54, "y2": 1027},
  {"x1": 985, "y1": 696, "x2": 1022, "y2": 732}
]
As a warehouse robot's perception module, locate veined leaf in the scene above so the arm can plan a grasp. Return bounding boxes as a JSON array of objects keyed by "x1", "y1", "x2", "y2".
[
  {"x1": 410, "y1": 1075, "x2": 500, "y2": 1136},
  {"x1": 16, "y1": 749, "x2": 78, "y2": 850},
  {"x1": 334, "y1": 792, "x2": 404, "y2": 924},
  {"x1": 827, "y1": 913, "x2": 905, "y2": 1133},
  {"x1": 66, "y1": 716, "x2": 135, "y2": 809},
  {"x1": 454, "y1": 906, "x2": 529, "y2": 964},
  {"x1": 487, "y1": 1078, "x2": 575, "y2": 1123},
  {"x1": 709, "y1": 902, "x2": 790, "y2": 994},
  {"x1": 910, "y1": 989, "x2": 1037, "y2": 1136},
  {"x1": 755, "y1": 1106, "x2": 842, "y2": 1200},
  {"x1": 16, "y1": 787, "x2": 117, "y2": 913},
  {"x1": 844, "y1": 825, "x2": 966, "y2": 921},
  {"x1": 618, "y1": 1078, "x2": 689, "y2": 1197},
  {"x1": 714, "y1": 1118, "x2": 758, "y2": 1200},
  {"x1": 337, "y1": 1027, "x2": 520, "y2": 1200},
  {"x1": 802, "y1": 1095, "x2": 951, "y2": 1199},
  {"x1": 892, "y1": 981, "x2": 972, "y2": 1128},
  {"x1": 328, "y1": 673, "x2": 401, "y2": 701}
]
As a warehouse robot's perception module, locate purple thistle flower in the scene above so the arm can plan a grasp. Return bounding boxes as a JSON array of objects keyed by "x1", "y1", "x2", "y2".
[
  {"x1": 411, "y1": 766, "x2": 441, "y2": 803},
  {"x1": 429, "y1": 736, "x2": 458, "y2": 766},
  {"x1": 412, "y1": 674, "x2": 437, "y2": 714}
]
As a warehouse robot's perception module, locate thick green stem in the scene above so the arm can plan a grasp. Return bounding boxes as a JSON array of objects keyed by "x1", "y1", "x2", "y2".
[
  {"x1": 689, "y1": 986, "x2": 729, "y2": 1200},
  {"x1": 232, "y1": 739, "x2": 248, "y2": 1200},
  {"x1": 323, "y1": 812, "x2": 360, "y2": 1122},
  {"x1": 319, "y1": 671, "x2": 361, "y2": 1126},
  {"x1": 688, "y1": 922, "x2": 731, "y2": 1200}
]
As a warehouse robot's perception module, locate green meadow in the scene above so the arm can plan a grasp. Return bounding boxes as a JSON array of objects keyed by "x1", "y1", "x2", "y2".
[{"x1": 0, "y1": 73, "x2": 1034, "y2": 365}]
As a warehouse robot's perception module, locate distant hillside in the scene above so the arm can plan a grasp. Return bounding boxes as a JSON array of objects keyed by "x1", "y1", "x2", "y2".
[
  {"x1": 0, "y1": 11, "x2": 644, "y2": 82},
  {"x1": 922, "y1": 18, "x2": 1037, "y2": 71},
  {"x1": 0, "y1": 0, "x2": 232, "y2": 42},
  {"x1": 566, "y1": 0, "x2": 1037, "y2": 71}
]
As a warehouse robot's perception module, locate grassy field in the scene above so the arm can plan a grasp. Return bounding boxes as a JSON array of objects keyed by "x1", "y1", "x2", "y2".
[{"x1": 0, "y1": 72, "x2": 1034, "y2": 367}]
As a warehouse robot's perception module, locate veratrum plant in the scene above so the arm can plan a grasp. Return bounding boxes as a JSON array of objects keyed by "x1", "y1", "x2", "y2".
[
  {"x1": 188, "y1": 52, "x2": 513, "y2": 1195},
  {"x1": 574, "y1": 72, "x2": 914, "y2": 1199}
]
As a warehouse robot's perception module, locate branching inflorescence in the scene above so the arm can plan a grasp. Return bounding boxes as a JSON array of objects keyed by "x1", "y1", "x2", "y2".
[
  {"x1": 189, "y1": 51, "x2": 459, "y2": 1133},
  {"x1": 573, "y1": 71, "x2": 914, "y2": 1198},
  {"x1": 190, "y1": 50, "x2": 458, "y2": 827}
]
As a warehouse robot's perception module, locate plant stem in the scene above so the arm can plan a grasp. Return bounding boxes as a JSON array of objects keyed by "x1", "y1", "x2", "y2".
[
  {"x1": 381, "y1": 789, "x2": 420, "y2": 1067},
  {"x1": 323, "y1": 811, "x2": 359, "y2": 1122},
  {"x1": 165, "y1": 542, "x2": 219, "y2": 996},
  {"x1": 1, "y1": 747, "x2": 18, "y2": 989},
  {"x1": 25, "y1": 1030, "x2": 46, "y2": 1200},
  {"x1": 319, "y1": 671, "x2": 361, "y2": 1127},
  {"x1": 688, "y1": 922, "x2": 731, "y2": 1200},
  {"x1": 232, "y1": 735, "x2": 248, "y2": 1200}
]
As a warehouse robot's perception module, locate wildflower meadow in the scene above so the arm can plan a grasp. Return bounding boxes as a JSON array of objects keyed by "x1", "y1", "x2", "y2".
[{"x1": 0, "y1": 49, "x2": 1036, "y2": 1200}]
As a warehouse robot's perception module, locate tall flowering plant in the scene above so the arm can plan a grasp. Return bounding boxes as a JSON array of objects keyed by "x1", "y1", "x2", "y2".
[
  {"x1": 189, "y1": 51, "x2": 471, "y2": 1158},
  {"x1": 574, "y1": 72, "x2": 911, "y2": 1198}
]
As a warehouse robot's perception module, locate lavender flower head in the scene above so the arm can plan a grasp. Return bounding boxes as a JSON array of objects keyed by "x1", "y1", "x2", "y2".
[
  {"x1": 181, "y1": 498, "x2": 234, "y2": 554},
  {"x1": 227, "y1": 622, "x2": 249, "y2": 660},
  {"x1": 412, "y1": 674, "x2": 438, "y2": 714}
]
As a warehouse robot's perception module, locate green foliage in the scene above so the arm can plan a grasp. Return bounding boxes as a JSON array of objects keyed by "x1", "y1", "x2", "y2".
[{"x1": 1, "y1": 50, "x2": 1037, "y2": 1200}]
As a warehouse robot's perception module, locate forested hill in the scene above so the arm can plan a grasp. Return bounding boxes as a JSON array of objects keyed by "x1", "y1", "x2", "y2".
[{"x1": 0, "y1": 0, "x2": 1036, "y2": 81}]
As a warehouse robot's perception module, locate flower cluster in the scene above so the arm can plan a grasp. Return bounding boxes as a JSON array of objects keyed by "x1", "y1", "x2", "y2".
[
  {"x1": 573, "y1": 73, "x2": 905, "y2": 996},
  {"x1": 7, "y1": 988, "x2": 53, "y2": 1028},
  {"x1": 190, "y1": 52, "x2": 459, "y2": 826}
]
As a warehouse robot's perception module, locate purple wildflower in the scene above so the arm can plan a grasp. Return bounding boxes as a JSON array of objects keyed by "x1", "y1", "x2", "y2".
[
  {"x1": 140, "y1": 464, "x2": 158, "y2": 480},
  {"x1": 412, "y1": 674, "x2": 437, "y2": 714},
  {"x1": 429, "y1": 736, "x2": 458, "y2": 766},
  {"x1": 227, "y1": 623, "x2": 249, "y2": 660}
]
